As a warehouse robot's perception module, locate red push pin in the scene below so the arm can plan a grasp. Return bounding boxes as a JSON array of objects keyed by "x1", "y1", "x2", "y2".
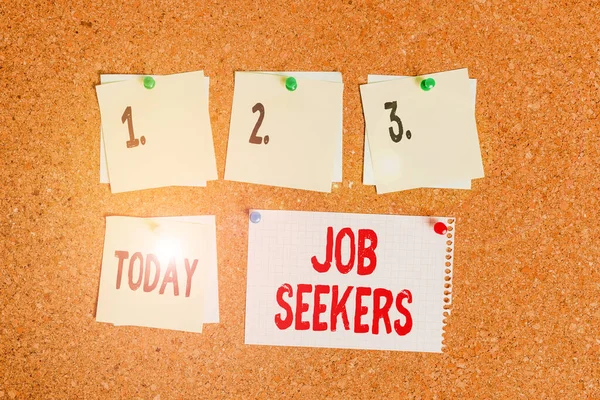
[{"x1": 434, "y1": 222, "x2": 448, "y2": 235}]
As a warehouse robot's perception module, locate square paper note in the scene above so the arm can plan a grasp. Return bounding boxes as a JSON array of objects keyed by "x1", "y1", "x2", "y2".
[
  {"x1": 97, "y1": 216, "x2": 217, "y2": 333},
  {"x1": 245, "y1": 210, "x2": 455, "y2": 353},
  {"x1": 360, "y1": 68, "x2": 484, "y2": 193},
  {"x1": 363, "y1": 75, "x2": 478, "y2": 190},
  {"x1": 96, "y1": 71, "x2": 217, "y2": 193},
  {"x1": 99, "y1": 74, "x2": 211, "y2": 187},
  {"x1": 225, "y1": 72, "x2": 343, "y2": 192}
]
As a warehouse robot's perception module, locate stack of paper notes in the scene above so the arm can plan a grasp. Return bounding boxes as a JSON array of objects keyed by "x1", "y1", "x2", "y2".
[
  {"x1": 360, "y1": 68, "x2": 484, "y2": 193},
  {"x1": 96, "y1": 71, "x2": 218, "y2": 193},
  {"x1": 225, "y1": 71, "x2": 344, "y2": 192},
  {"x1": 96, "y1": 216, "x2": 219, "y2": 333}
]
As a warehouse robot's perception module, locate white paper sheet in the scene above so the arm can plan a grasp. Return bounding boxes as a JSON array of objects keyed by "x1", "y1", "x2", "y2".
[{"x1": 244, "y1": 210, "x2": 454, "y2": 352}]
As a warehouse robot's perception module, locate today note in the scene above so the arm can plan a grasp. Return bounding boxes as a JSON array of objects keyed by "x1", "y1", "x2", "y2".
[{"x1": 96, "y1": 216, "x2": 216, "y2": 333}]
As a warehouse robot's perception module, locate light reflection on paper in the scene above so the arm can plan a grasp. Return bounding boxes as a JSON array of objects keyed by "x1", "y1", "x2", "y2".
[
  {"x1": 379, "y1": 149, "x2": 402, "y2": 179},
  {"x1": 156, "y1": 236, "x2": 183, "y2": 260}
]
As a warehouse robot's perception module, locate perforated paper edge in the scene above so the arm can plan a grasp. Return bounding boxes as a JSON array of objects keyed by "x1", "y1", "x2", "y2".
[{"x1": 441, "y1": 217, "x2": 455, "y2": 351}]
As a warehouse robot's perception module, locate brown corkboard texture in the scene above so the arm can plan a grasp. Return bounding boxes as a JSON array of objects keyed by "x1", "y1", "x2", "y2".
[{"x1": 1, "y1": 0, "x2": 599, "y2": 398}]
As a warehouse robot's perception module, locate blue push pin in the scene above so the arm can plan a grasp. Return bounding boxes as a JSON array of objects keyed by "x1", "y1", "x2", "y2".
[{"x1": 250, "y1": 211, "x2": 261, "y2": 223}]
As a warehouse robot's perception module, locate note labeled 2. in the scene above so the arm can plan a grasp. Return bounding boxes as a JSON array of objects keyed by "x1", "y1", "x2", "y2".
[{"x1": 225, "y1": 72, "x2": 343, "y2": 192}]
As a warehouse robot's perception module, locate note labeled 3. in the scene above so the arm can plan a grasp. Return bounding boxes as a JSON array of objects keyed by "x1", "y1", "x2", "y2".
[
  {"x1": 360, "y1": 68, "x2": 484, "y2": 194},
  {"x1": 96, "y1": 71, "x2": 218, "y2": 193},
  {"x1": 225, "y1": 72, "x2": 344, "y2": 192}
]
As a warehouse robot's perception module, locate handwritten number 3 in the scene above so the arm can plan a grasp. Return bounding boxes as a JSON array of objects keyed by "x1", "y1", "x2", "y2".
[
  {"x1": 249, "y1": 103, "x2": 269, "y2": 145},
  {"x1": 384, "y1": 101, "x2": 411, "y2": 143}
]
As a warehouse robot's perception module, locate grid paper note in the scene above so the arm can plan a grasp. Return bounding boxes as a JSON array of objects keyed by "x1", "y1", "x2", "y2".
[{"x1": 245, "y1": 210, "x2": 454, "y2": 353}]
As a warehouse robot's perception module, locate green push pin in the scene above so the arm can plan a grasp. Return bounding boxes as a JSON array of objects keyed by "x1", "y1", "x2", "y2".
[
  {"x1": 420, "y1": 77, "x2": 435, "y2": 91},
  {"x1": 143, "y1": 76, "x2": 156, "y2": 89},
  {"x1": 285, "y1": 76, "x2": 297, "y2": 92}
]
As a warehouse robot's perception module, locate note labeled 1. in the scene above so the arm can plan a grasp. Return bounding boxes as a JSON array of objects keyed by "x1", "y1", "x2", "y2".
[
  {"x1": 360, "y1": 68, "x2": 484, "y2": 194},
  {"x1": 225, "y1": 72, "x2": 343, "y2": 192},
  {"x1": 95, "y1": 71, "x2": 218, "y2": 193}
]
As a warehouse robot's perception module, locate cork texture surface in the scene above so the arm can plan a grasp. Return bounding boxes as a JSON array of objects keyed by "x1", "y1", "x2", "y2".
[{"x1": 1, "y1": 1, "x2": 599, "y2": 398}]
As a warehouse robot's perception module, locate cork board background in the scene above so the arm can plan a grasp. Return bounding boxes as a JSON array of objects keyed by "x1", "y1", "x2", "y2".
[{"x1": 1, "y1": 1, "x2": 599, "y2": 398}]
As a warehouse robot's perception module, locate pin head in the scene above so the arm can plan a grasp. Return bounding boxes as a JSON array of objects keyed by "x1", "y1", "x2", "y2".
[
  {"x1": 434, "y1": 222, "x2": 448, "y2": 235},
  {"x1": 285, "y1": 76, "x2": 297, "y2": 92},
  {"x1": 249, "y1": 211, "x2": 262, "y2": 224},
  {"x1": 143, "y1": 76, "x2": 156, "y2": 89},
  {"x1": 420, "y1": 77, "x2": 435, "y2": 91}
]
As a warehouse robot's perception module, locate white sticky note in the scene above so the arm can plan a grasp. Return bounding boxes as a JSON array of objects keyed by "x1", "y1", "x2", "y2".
[
  {"x1": 96, "y1": 71, "x2": 217, "y2": 193},
  {"x1": 245, "y1": 210, "x2": 455, "y2": 353},
  {"x1": 97, "y1": 216, "x2": 216, "y2": 333},
  {"x1": 99, "y1": 74, "x2": 210, "y2": 187},
  {"x1": 360, "y1": 69, "x2": 484, "y2": 193},
  {"x1": 363, "y1": 75, "x2": 478, "y2": 189},
  {"x1": 225, "y1": 72, "x2": 343, "y2": 192}
]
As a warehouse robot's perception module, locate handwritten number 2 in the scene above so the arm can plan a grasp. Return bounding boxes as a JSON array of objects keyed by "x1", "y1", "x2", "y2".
[
  {"x1": 384, "y1": 101, "x2": 411, "y2": 143},
  {"x1": 121, "y1": 106, "x2": 145, "y2": 148},
  {"x1": 249, "y1": 103, "x2": 269, "y2": 145}
]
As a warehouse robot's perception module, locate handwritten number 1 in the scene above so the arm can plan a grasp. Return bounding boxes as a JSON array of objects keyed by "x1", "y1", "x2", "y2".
[
  {"x1": 384, "y1": 101, "x2": 411, "y2": 143},
  {"x1": 121, "y1": 106, "x2": 145, "y2": 148},
  {"x1": 122, "y1": 106, "x2": 138, "y2": 148}
]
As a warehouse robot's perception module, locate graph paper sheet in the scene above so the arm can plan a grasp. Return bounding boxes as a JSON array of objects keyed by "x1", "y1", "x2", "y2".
[{"x1": 244, "y1": 210, "x2": 454, "y2": 353}]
